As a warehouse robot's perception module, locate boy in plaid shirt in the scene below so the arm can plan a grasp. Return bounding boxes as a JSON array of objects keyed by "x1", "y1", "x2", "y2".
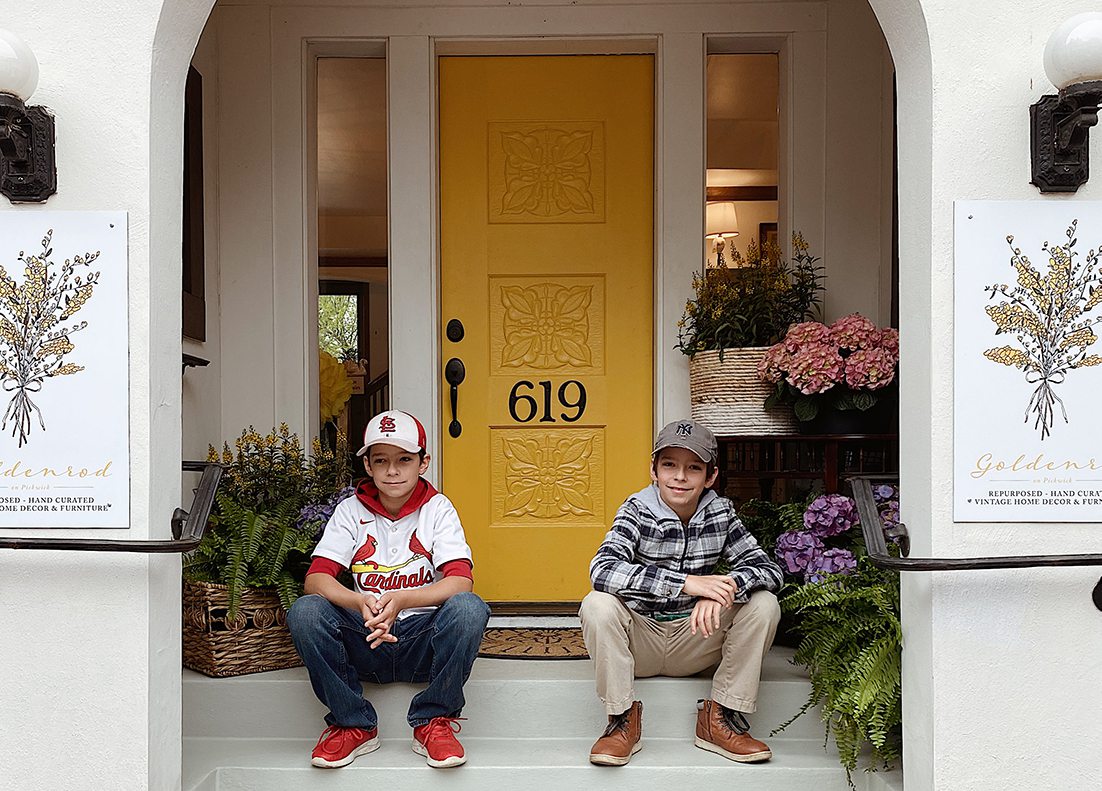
[{"x1": 580, "y1": 419, "x2": 783, "y2": 766}]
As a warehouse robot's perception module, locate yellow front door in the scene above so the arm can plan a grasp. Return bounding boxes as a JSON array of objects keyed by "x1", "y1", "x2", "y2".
[{"x1": 439, "y1": 54, "x2": 654, "y2": 602}]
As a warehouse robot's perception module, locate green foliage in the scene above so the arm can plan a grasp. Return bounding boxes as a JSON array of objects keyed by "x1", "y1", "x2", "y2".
[
  {"x1": 737, "y1": 496, "x2": 810, "y2": 558},
  {"x1": 318, "y1": 294, "x2": 359, "y2": 360},
  {"x1": 677, "y1": 234, "x2": 824, "y2": 354},
  {"x1": 184, "y1": 424, "x2": 354, "y2": 618},
  {"x1": 776, "y1": 556, "x2": 902, "y2": 785}
]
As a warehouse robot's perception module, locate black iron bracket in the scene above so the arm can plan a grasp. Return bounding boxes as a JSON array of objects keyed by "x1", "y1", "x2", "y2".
[
  {"x1": 1030, "y1": 80, "x2": 1102, "y2": 193},
  {"x1": 0, "y1": 461, "x2": 222, "y2": 553},
  {"x1": 0, "y1": 93, "x2": 56, "y2": 203}
]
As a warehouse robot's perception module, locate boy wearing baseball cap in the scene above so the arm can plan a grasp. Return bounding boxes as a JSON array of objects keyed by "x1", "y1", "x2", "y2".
[
  {"x1": 580, "y1": 419, "x2": 783, "y2": 767},
  {"x1": 287, "y1": 410, "x2": 489, "y2": 770}
]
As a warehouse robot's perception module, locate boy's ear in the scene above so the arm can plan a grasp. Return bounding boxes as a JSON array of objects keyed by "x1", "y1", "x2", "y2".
[
  {"x1": 362, "y1": 457, "x2": 372, "y2": 474},
  {"x1": 649, "y1": 459, "x2": 659, "y2": 484},
  {"x1": 419, "y1": 453, "x2": 431, "y2": 475},
  {"x1": 705, "y1": 466, "x2": 720, "y2": 489}
]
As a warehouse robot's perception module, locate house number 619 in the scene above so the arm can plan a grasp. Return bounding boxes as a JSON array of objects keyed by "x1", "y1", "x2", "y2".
[{"x1": 508, "y1": 380, "x2": 587, "y2": 423}]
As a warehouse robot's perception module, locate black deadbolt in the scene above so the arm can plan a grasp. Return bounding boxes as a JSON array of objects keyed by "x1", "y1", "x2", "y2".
[{"x1": 446, "y1": 319, "x2": 465, "y2": 343}]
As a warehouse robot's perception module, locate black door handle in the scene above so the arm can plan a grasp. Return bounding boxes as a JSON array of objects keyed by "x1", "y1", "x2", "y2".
[{"x1": 445, "y1": 357, "x2": 466, "y2": 437}]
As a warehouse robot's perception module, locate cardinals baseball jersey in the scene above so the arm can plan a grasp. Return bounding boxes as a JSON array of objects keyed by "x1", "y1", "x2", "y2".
[{"x1": 312, "y1": 479, "x2": 474, "y2": 619}]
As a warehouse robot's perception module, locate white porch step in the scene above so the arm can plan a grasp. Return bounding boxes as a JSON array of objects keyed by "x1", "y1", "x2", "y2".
[
  {"x1": 185, "y1": 737, "x2": 858, "y2": 791},
  {"x1": 182, "y1": 647, "x2": 902, "y2": 791},
  {"x1": 183, "y1": 647, "x2": 823, "y2": 740}
]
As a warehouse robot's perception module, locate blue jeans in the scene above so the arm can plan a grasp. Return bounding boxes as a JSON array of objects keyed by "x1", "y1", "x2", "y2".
[{"x1": 287, "y1": 591, "x2": 490, "y2": 729}]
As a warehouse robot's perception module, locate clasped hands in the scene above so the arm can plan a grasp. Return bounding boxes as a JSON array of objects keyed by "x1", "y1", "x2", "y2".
[
  {"x1": 360, "y1": 591, "x2": 405, "y2": 649},
  {"x1": 681, "y1": 574, "x2": 738, "y2": 639}
]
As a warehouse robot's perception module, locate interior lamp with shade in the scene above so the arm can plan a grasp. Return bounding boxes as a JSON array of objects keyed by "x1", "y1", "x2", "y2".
[
  {"x1": 706, "y1": 201, "x2": 739, "y2": 268},
  {"x1": 0, "y1": 27, "x2": 56, "y2": 202}
]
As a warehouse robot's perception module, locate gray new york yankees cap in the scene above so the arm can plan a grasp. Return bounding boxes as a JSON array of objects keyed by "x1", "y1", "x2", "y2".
[{"x1": 652, "y1": 419, "x2": 718, "y2": 465}]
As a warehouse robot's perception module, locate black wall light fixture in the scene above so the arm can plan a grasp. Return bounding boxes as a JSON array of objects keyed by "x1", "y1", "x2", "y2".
[
  {"x1": 1030, "y1": 13, "x2": 1102, "y2": 194},
  {"x1": 0, "y1": 29, "x2": 56, "y2": 203}
]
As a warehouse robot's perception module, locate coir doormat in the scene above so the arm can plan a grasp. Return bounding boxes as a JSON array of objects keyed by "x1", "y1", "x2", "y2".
[{"x1": 478, "y1": 627, "x2": 589, "y2": 660}]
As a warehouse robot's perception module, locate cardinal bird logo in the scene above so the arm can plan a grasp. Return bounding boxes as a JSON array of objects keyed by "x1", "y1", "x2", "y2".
[
  {"x1": 351, "y1": 534, "x2": 377, "y2": 565},
  {"x1": 408, "y1": 532, "x2": 432, "y2": 564},
  {"x1": 349, "y1": 531, "x2": 431, "y2": 574}
]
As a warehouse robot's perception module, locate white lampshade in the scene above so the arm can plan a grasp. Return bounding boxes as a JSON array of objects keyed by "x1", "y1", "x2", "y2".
[
  {"x1": 1044, "y1": 12, "x2": 1102, "y2": 90},
  {"x1": 0, "y1": 29, "x2": 39, "y2": 101},
  {"x1": 705, "y1": 201, "x2": 739, "y2": 238}
]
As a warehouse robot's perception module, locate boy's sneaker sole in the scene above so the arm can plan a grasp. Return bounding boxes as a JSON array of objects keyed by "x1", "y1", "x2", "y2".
[
  {"x1": 693, "y1": 736, "x2": 771, "y2": 763},
  {"x1": 310, "y1": 735, "x2": 381, "y2": 768},
  {"x1": 589, "y1": 740, "x2": 642, "y2": 766},
  {"x1": 411, "y1": 740, "x2": 467, "y2": 768}
]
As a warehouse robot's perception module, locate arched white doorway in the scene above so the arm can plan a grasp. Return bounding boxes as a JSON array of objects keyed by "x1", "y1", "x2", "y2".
[{"x1": 149, "y1": 1, "x2": 934, "y2": 787}]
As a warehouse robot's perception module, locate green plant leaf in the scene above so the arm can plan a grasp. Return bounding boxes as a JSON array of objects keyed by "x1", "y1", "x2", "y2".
[
  {"x1": 852, "y1": 391, "x2": 876, "y2": 411},
  {"x1": 794, "y1": 397, "x2": 819, "y2": 421}
]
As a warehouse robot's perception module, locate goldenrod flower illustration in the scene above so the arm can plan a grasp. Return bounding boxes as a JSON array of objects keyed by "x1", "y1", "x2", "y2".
[
  {"x1": 0, "y1": 230, "x2": 101, "y2": 447},
  {"x1": 984, "y1": 220, "x2": 1102, "y2": 439}
]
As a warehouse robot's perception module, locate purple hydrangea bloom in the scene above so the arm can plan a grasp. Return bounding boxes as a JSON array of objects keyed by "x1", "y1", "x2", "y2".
[
  {"x1": 805, "y1": 547, "x2": 858, "y2": 583},
  {"x1": 879, "y1": 499, "x2": 901, "y2": 543},
  {"x1": 802, "y1": 493, "x2": 859, "y2": 538},
  {"x1": 298, "y1": 485, "x2": 357, "y2": 540},
  {"x1": 774, "y1": 530, "x2": 826, "y2": 575},
  {"x1": 872, "y1": 484, "x2": 897, "y2": 503}
]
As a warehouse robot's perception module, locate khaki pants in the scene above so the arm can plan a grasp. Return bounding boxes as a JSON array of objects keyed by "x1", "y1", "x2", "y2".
[{"x1": 579, "y1": 590, "x2": 780, "y2": 716}]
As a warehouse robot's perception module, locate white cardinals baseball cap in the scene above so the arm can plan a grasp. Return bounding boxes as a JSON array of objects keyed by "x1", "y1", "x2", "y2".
[{"x1": 357, "y1": 410, "x2": 427, "y2": 456}]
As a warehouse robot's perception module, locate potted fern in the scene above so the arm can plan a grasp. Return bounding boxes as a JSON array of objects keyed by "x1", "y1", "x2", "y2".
[
  {"x1": 771, "y1": 484, "x2": 902, "y2": 785},
  {"x1": 183, "y1": 424, "x2": 353, "y2": 677}
]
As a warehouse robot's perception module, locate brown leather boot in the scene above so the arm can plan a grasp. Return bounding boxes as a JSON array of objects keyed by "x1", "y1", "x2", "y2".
[
  {"x1": 694, "y1": 699, "x2": 772, "y2": 763},
  {"x1": 589, "y1": 700, "x2": 642, "y2": 766}
]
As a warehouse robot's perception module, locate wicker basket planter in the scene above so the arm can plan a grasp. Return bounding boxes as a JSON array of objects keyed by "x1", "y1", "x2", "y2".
[
  {"x1": 182, "y1": 579, "x2": 302, "y2": 677},
  {"x1": 689, "y1": 347, "x2": 799, "y2": 435}
]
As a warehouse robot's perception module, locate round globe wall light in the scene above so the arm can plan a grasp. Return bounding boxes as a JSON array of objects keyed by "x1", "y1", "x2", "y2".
[
  {"x1": 1030, "y1": 12, "x2": 1102, "y2": 193},
  {"x1": 0, "y1": 27, "x2": 55, "y2": 203}
]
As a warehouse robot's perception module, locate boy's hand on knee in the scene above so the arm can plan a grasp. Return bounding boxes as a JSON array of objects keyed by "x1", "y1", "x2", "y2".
[
  {"x1": 682, "y1": 574, "x2": 738, "y2": 607},
  {"x1": 690, "y1": 598, "x2": 725, "y2": 637}
]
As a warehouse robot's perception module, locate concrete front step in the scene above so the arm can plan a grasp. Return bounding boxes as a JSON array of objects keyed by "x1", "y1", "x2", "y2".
[
  {"x1": 182, "y1": 646, "x2": 903, "y2": 791},
  {"x1": 183, "y1": 647, "x2": 825, "y2": 741},
  {"x1": 184, "y1": 736, "x2": 859, "y2": 791}
]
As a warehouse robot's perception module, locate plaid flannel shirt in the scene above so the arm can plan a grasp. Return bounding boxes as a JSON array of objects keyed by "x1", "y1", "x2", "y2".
[{"x1": 589, "y1": 485, "x2": 782, "y2": 616}]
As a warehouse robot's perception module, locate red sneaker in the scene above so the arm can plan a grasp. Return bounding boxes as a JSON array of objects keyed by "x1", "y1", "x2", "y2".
[
  {"x1": 412, "y1": 717, "x2": 467, "y2": 767},
  {"x1": 310, "y1": 725, "x2": 380, "y2": 768}
]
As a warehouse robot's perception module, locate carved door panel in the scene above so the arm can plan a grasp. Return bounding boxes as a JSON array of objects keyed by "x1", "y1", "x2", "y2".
[{"x1": 439, "y1": 55, "x2": 653, "y2": 601}]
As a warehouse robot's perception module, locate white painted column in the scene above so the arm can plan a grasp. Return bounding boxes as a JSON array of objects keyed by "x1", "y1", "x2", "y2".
[
  {"x1": 657, "y1": 33, "x2": 705, "y2": 425},
  {"x1": 387, "y1": 36, "x2": 440, "y2": 479},
  {"x1": 216, "y1": 6, "x2": 278, "y2": 437}
]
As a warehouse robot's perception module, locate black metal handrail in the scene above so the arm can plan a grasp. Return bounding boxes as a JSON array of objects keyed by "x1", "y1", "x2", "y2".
[
  {"x1": 0, "y1": 460, "x2": 222, "y2": 553},
  {"x1": 851, "y1": 475, "x2": 1102, "y2": 571}
]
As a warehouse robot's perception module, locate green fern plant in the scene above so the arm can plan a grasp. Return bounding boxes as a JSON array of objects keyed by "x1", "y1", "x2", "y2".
[
  {"x1": 775, "y1": 555, "x2": 902, "y2": 786},
  {"x1": 737, "y1": 496, "x2": 812, "y2": 558},
  {"x1": 184, "y1": 424, "x2": 353, "y2": 618}
]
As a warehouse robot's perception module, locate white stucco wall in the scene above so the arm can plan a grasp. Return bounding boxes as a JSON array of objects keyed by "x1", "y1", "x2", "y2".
[
  {"x1": 182, "y1": 20, "x2": 223, "y2": 465},
  {"x1": 2, "y1": 1, "x2": 1101, "y2": 790},
  {"x1": 876, "y1": 0, "x2": 1102, "y2": 788},
  {"x1": 0, "y1": 0, "x2": 213, "y2": 788}
]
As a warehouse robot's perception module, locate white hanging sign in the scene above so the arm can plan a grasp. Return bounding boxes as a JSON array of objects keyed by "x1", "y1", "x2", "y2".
[
  {"x1": 955, "y1": 200, "x2": 1102, "y2": 522},
  {"x1": 0, "y1": 212, "x2": 129, "y2": 528}
]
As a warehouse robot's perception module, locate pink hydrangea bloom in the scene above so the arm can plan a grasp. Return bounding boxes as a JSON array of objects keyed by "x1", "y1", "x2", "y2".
[
  {"x1": 829, "y1": 313, "x2": 881, "y2": 351},
  {"x1": 787, "y1": 344, "x2": 844, "y2": 394},
  {"x1": 757, "y1": 343, "x2": 792, "y2": 383},
  {"x1": 880, "y1": 327, "x2": 900, "y2": 360},
  {"x1": 844, "y1": 347, "x2": 896, "y2": 390},
  {"x1": 783, "y1": 321, "x2": 830, "y2": 352}
]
